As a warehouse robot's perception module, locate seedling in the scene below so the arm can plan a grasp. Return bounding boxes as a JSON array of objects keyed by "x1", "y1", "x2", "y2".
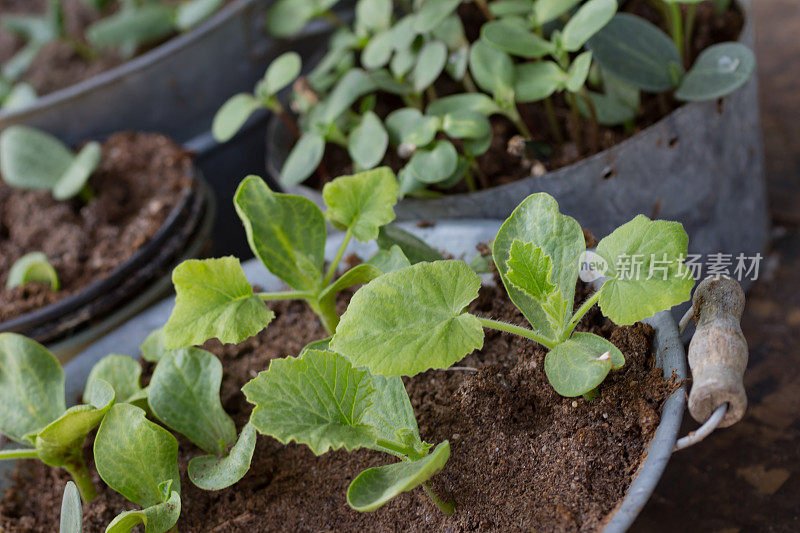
[
  {"x1": 0, "y1": 333, "x2": 116, "y2": 501},
  {"x1": 60, "y1": 481, "x2": 82, "y2": 533},
  {"x1": 331, "y1": 193, "x2": 694, "y2": 397},
  {"x1": 162, "y1": 167, "x2": 405, "y2": 348},
  {"x1": 6, "y1": 252, "x2": 60, "y2": 291},
  {"x1": 242, "y1": 348, "x2": 453, "y2": 513},
  {"x1": 212, "y1": 0, "x2": 754, "y2": 195},
  {"x1": 0, "y1": 126, "x2": 101, "y2": 202}
]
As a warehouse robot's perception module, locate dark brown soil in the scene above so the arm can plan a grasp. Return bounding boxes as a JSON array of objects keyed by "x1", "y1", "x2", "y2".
[
  {"x1": 302, "y1": 1, "x2": 745, "y2": 194},
  {"x1": 0, "y1": 279, "x2": 675, "y2": 532},
  {"x1": 0, "y1": 131, "x2": 193, "y2": 322}
]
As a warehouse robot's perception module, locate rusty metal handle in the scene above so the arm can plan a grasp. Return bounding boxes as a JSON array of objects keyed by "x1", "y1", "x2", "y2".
[{"x1": 676, "y1": 276, "x2": 749, "y2": 449}]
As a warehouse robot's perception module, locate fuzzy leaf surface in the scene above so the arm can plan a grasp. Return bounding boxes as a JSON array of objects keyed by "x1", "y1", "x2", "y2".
[
  {"x1": 544, "y1": 332, "x2": 624, "y2": 396},
  {"x1": 85, "y1": 355, "x2": 142, "y2": 404},
  {"x1": 322, "y1": 167, "x2": 398, "y2": 241},
  {"x1": 105, "y1": 490, "x2": 180, "y2": 533}
]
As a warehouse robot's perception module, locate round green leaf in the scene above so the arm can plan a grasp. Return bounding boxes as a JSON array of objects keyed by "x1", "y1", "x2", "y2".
[
  {"x1": 408, "y1": 140, "x2": 458, "y2": 184},
  {"x1": 411, "y1": 40, "x2": 448, "y2": 92},
  {"x1": 85, "y1": 354, "x2": 142, "y2": 404},
  {"x1": 544, "y1": 332, "x2": 622, "y2": 397},
  {"x1": 53, "y1": 141, "x2": 102, "y2": 201},
  {"x1": 347, "y1": 441, "x2": 451, "y2": 511},
  {"x1": 362, "y1": 29, "x2": 395, "y2": 69},
  {"x1": 140, "y1": 328, "x2": 166, "y2": 363},
  {"x1": 481, "y1": 20, "x2": 553, "y2": 58},
  {"x1": 514, "y1": 61, "x2": 565, "y2": 102},
  {"x1": 675, "y1": 42, "x2": 755, "y2": 102},
  {"x1": 189, "y1": 423, "x2": 257, "y2": 491},
  {"x1": 0, "y1": 125, "x2": 73, "y2": 191},
  {"x1": 6, "y1": 252, "x2": 59, "y2": 290},
  {"x1": 533, "y1": 0, "x2": 580, "y2": 25},
  {"x1": 385, "y1": 107, "x2": 440, "y2": 147},
  {"x1": 566, "y1": 51, "x2": 593, "y2": 92},
  {"x1": 562, "y1": 0, "x2": 617, "y2": 52},
  {"x1": 330, "y1": 260, "x2": 484, "y2": 376},
  {"x1": 263, "y1": 51, "x2": 302, "y2": 96},
  {"x1": 587, "y1": 13, "x2": 682, "y2": 92},
  {"x1": 175, "y1": 0, "x2": 223, "y2": 30},
  {"x1": 212, "y1": 93, "x2": 262, "y2": 142},
  {"x1": 266, "y1": 0, "x2": 315, "y2": 38},
  {"x1": 347, "y1": 111, "x2": 389, "y2": 170},
  {"x1": 469, "y1": 40, "x2": 514, "y2": 95},
  {"x1": 105, "y1": 490, "x2": 180, "y2": 533},
  {"x1": 413, "y1": 0, "x2": 461, "y2": 33},
  {"x1": 576, "y1": 90, "x2": 637, "y2": 125},
  {"x1": 322, "y1": 166, "x2": 398, "y2": 241},
  {"x1": 280, "y1": 131, "x2": 326, "y2": 186},
  {"x1": 441, "y1": 110, "x2": 491, "y2": 139}
]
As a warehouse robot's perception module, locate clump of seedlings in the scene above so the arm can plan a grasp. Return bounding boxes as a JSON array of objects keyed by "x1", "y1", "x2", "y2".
[
  {"x1": 0, "y1": 0, "x2": 226, "y2": 110},
  {"x1": 213, "y1": 0, "x2": 754, "y2": 194},
  {"x1": 331, "y1": 192, "x2": 695, "y2": 397},
  {"x1": 161, "y1": 166, "x2": 416, "y2": 347}
]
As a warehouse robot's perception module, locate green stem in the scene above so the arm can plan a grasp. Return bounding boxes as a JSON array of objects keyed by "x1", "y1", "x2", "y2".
[
  {"x1": 561, "y1": 290, "x2": 601, "y2": 342},
  {"x1": 567, "y1": 92, "x2": 584, "y2": 155},
  {"x1": 477, "y1": 317, "x2": 557, "y2": 349},
  {"x1": 583, "y1": 387, "x2": 599, "y2": 401},
  {"x1": 543, "y1": 96, "x2": 564, "y2": 144},
  {"x1": 505, "y1": 107, "x2": 533, "y2": 139},
  {"x1": 64, "y1": 455, "x2": 97, "y2": 502},
  {"x1": 375, "y1": 438, "x2": 425, "y2": 461},
  {"x1": 78, "y1": 185, "x2": 96, "y2": 203},
  {"x1": 666, "y1": 1, "x2": 684, "y2": 62},
  {"x1": 322, "y1": 228, "x2": 353, "y2": 287},
  {"x1": 461, "y1": 72, "x2": 478, "y2": 93},
  {"x1": 269, "y1": 100, "x2": 302, "y2": 140},
  {"x1": 258, "y1": 290, "x2": 315, "y2": 301},
  {"x1": 0, "y1": 448, "x2": 39, "y2": 460},
  {"x1": 684, "y1": 3, "x2": 697, "y2": 60},
  {"x1": 423, "y1": 482, "x2": 455, "y2": 515}
]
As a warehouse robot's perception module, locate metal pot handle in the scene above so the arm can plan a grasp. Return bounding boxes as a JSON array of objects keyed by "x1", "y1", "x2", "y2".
[{"x1": 674, "y1": 276, "x2": 748, "y2": 450}]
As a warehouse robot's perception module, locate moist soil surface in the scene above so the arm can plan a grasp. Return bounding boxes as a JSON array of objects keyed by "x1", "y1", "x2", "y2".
[
  {"x1": 301, "y1": 1, "x2": 744, "y2": 194},
  {"x1": 0, "y1": 131, "x2": 193, "y2": 322},
  {"x1": 0, "y1": 279, "x2": 675, "y2": 532}
]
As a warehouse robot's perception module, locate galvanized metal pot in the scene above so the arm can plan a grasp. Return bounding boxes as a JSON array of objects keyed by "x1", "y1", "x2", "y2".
[
  {"x1": 268, "y1": 0, "x2": 767, "y2": 265},
  {"x1": 0, "y1": 220, "x2": 747, "y2": 530}
]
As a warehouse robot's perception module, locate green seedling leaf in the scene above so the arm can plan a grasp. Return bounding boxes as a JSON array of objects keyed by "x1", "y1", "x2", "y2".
[
  {"x1": 481, "y1": 20, "x2": 553, "y2": 58},
  {"x1": 544, "y1": 332, "x2": 624, "y2": 396},
  {"x1": 362, "y1": 29, "x2": 395, "y2": 69},
  {"x1": 53, "y1": 141, "x2": 102, "y2": 201},
  {"x1": 86, "y1": 4, "x2": 174, "y2": 51},
  {"x1": 188, "y1": 422, "x2": 257, "y2": 491},
  {"x1": 149, "y1": 347, "x2": 236, "y2": 455},
  {"x1": 262, "y1": 51, "x2": 303, "y2": 96},
  {"x1": 412, "y1": 40, "x2": 448, "y2": 92},
  {"x1": 300, "y1": 337, "x2": 333, "y2": 356},
  {"x1": 347, "y1": 441, "x2": 450, "y2": 511},
  {"x1": 212, "y1": 93, "x2": 262, "y2": 142},
  {"x1": 491, "y1": 0, "x2": 534, "y2": 18},
  {"x1": 368, "y1": 68, "x2": 414, "y2": 95},
  {"x1": 347, "y1": 111, "x2": 389, "y2": 170},
  {"x1": 427, "y1": 93, "x2": 501, "y2": 117},
  {"x1": 280, "y1": 131, "x2": 325, "y2": 186},
  {"x1": 0, "y1": 125, "x2": 74, "y2": 190},
  {"x1": 562, "y1": 0, "x2": 616, "y2": 52},
  {"x1": 0, "y1": 333, "x2": 65, "y2": 445},
  {"x1": 441, "y1": 110, "x2": 491, "y2": 139},
  {"x1": 566, "y1": 51, "x2": 593, "y2": 92},
  {"x1": 3, "y1": 82, "x2": 37, "y2": 111},
  {"x1": 376, "y1": 224, "x2": 445, "y2": 263},
  {"x1": 6, "y1": 252, "x2": 59, "y2": 290},
  {"x1": 266, "y1": 0, "x2": 315, "y2": 37},
  {"x1": 243, "y1": 350, "x2": 377, "y2": 454},
  {"x1": 163, "y1": 257, "x2": 274, "y2": 348},
  {"x1": 385, "y1": 108, "x2": 440, "y2": 148},
  {"x1": 433, "y1": 14, "x2": 467, "y2": 50},
  {"x1": 94, "y1": 404, "x2": 180, "y2": 508},
  {"x1": 493, "y1": 193, "x2": 584, "y2": 340},
  {"x1": 576, "y1": 90, "x2": 637, "y2": 125},
  {"x1": 234, "y1": 175, "x2": 326, "y2": 290},
  {"x1": 367, "y1": 245, "x2": 412, "y2": 273},
  {"x1": 533, "y1": 0, "x2": 580, "y2": 25},
  {"x1": 602, "y1": 67, "x2": 641, "y2": 109},
  {"x1": 595, "y1": 215, "x2": 693, "y2": 324},
  {"x1": 587, "y1": 13, "x2": 682, "y2": 92},
  {"x1": 363, "y1": 375, "x2": 424, "y2": 454},
  {"x1": 85, "y1": 355, "x2": 142, "y2": 404},
  {"x1": 317, "y1": 264, "x2": 384, "y2": 325},
  {"x1": 514, "y1": 61, "x2": 565, "y2": 102},
  {"x1": 60, "y1": 481, "x2": 82, "y2": 533},
  {"x1": 469, "y1": 40, "x2": 514, "y2": 95},
  {"x1": 445, "y1": 44, "x2": 469, "y2": 80},
  {"x1": 356, "y1": 0, "x2": 392, "y2": 32},
  {"x1": 408, "y1": 140, "x2": 459, "y2": 184},
  {"x1": 506, "y1": 240, "x2": 561, "y2": 309},
  {"x1": 321, "y1": 69, "x2": 376, "y2": 124},
  {"x1": 175, "y1": 0, "x2": 223, "y2": 30},
  {"x1": 140, "y1": 328, "x2": 166, "y2": 363},
  {"x1": 323, "y1": 166, "x2": 398, "y2": 241},
  {"x1": 413, "y1": 0, "x2": 461, "y2": 32},
  {"x1": 105, "y1": 490, "x2": 180, "y2": 533},
  {"x1": 35, "y1": 380, "x2": 114, "y2": 470},
  {"x1": 675, "y1": 42, "x2": 755, "y2": 101},
  {"x1": 390, "y1": 43, "x2": 418, "y2": 77},
  {"x1": 331, "y1": 260, "x2": 484, "y2": 376}
]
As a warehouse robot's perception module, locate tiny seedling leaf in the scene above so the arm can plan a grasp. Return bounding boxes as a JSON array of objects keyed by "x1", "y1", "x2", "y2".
[
  {"x1": 6, "y1": 252, "x2": 59, "y2": 290},
  {"x1": 321, "y1": 69, "x2": 376, "y2": 124},
  {"x1": 60, "y1": 481, "x2": 82, "y2": 533},
  {"x1": 441, "y1": 110, "x2": 491, "y2": 139},
  {"x1": 413, "y1": 0, "x2": 461, "y2": 33},
  {"x1": 323, "y1": 167, "x2": 398, "y2": 241},
  {"x1": 376, "y1": 224, "x2": 444, "y2": 263},
  {"x1": 356, "y1": 0, "x2": 393, "y2": 32},
  {"x1": 0, "y1": 125, "x2": 74, "y2": 190},
  {"x1": 242, "y1": 350, "x2": 377, "y2": 454},
  {"x1": 188, "y1": 422, "x2": 257, "y2": 491},
  {"x1": 149, "y1": 347, "x2": 237, "y2": 455},
  {"x1": 347, "y1": 111, "x2": 389, "y2": 170},
  {"x1": 347, "y1": 441, "x2": 450, "y2": 511},
  {"x1": 86, "y1": 4, "x2": 174, "y2": 51},
  {"x1": 426, "y1": 93, "x2": 501, "y2": 117},
  {"x1": 408, "y1": 140, "x2": 459, "y2": 184},
  {"x1": 566, "y1": 51, "x2": 593, "y2": 92},
  {"x1": 561, "y1": 0, "x2": 616, "y2": 52},
  {"x1": 94, "y1": 404, "x2": 180, "y2": 508},
  {"x1": 675, "y1": 42, "x2": 755, "y2": 101},
  {"x1": 544, "y1": 332, "x2": 624, "y2": 396},
  {"x1": 534, "y1": 0, "x2": 580, "y2": 25},
  {"x1": 411, "y1": 40, "x2": 448, "y2": 92},
  {"x1": 263, "y1": 51, "x2": 303, "y2": 96},
  {"x1": 212, "y1": 93, "x2": 262, "y2": 143},
  {"x1": 175, "y1": 0, "x2": 224, "y2": 31},
  {"x1": 85, "y1": 355, "x2": 142, "y2": 404},
  {"x1": 481, "y1": 20, "x2": 553, "y2": 58},
  {"x1": 576, "y1": 90, "x2": 637, "y2": 126},
  {"x1": 514, "y1": 61, "x2": 565, "y2": 102},
  {"x1": 279, "y1": 131, "x2": 326, "y2": 186},
  {"x1": 469, "y1": 40, "x2": 514, "y2": 96},
  {"x1": 385, "y1": 107, "x2": 440, "y2": 148},
  {"x1": 234, "y1": 175, "x2": 326, "y2": 291},
  {"x1": 53, "y1": 141, "x2": 102, "y2": 201},
  {"x1": 266, "y1": 0, "x2": 315, "y2": 38},
  {"x1": 140, "y1": 328, "x2": 166, "y2": 363},
  {"x1": 331, "y1": 260, "x2": 484, "y2": 376},
  {"x1": 105, "y1": 490, "x2": 181, "y2": 533},
  {"x1": 363, "y1": 375, "x2": 422, "y2": 454},
  {"x1": 367, "y1": 245, "x2": 412, "y2": 273},
  {"x1": 163, "y1": 257, "x2": 274, "y2": 348}
]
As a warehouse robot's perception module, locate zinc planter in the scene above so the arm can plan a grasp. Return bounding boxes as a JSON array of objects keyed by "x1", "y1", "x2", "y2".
[
  {"x1": 0, "y1": 220, "x2": 747, "y2": 530},
  {"x1": 267, "y1": 0, "x2": 767, "y2": 265}
]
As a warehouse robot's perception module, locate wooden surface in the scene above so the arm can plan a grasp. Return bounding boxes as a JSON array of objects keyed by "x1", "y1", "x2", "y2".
[{"x1": 632, "y1": 1, "x2": 800, "y2": 531}]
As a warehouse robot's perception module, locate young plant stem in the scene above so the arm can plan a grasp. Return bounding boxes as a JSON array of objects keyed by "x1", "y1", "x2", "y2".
[
  {"x1": 543, "y1": 97, "x2": 565, "y2": 144},
  {"x1": 561, "y1": 290, "x2": 602, "y2": 342},
  {"x1": 423, "y1": 482, "x2": 456, "y2": 515},
  {"x1": 477, "y1": 317, "x2": 557, "y2": 349},
  {"x1": 271, "y1": 100, "x2": 302, "y2": 140},
  {"x1": 464, "y1": 168, "x2": 477, "y2": 192},
  {"x1": 579, "y1": 89, "x2": 600, "y2": 154},
  {"x1": 425, "y1": 85, "x2": 438, "y2": 105},
  {"x1": 461, "y1": 73, "x2": 478, "y2": 93},
  {"x1": 375, "y1": 438, "x2": 424, "y2": 460},
  {"x1": 64, "y1": 454, "x2": 97, "y2": 502},
  {"x1": 666, "y1": 1, "x2": 684, "y2": 62},
  {"x1": 79, "y1": 185, "x2": 96, "y2": 203},
  {"x1": 474, "y1": 0, "x2": 495, "y2": 21},
  {"x1": 0, "y1": 448, "x2": 39, "y2": 460},
  {"x1": 583, "y1": 387, "x2": 599, "y2": 401},
  {"x1": 505, "y1": 107, "x2": 533, "y2": 139},
  {"x1": 322, "y1": 228, "x2": 353, "y2": 287},
  {"x1": 567, "y1": 92, "x2": 584, "y2": 155},
  {"x1": 258, "y1": 290, "x2": 316, "y2": 301},
  {"x1": 684, "y1": 3, "x2": 697, "y2": 60},
  {"x1": 466, "y1": 154, "x2": 489, "y2": 189}
]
